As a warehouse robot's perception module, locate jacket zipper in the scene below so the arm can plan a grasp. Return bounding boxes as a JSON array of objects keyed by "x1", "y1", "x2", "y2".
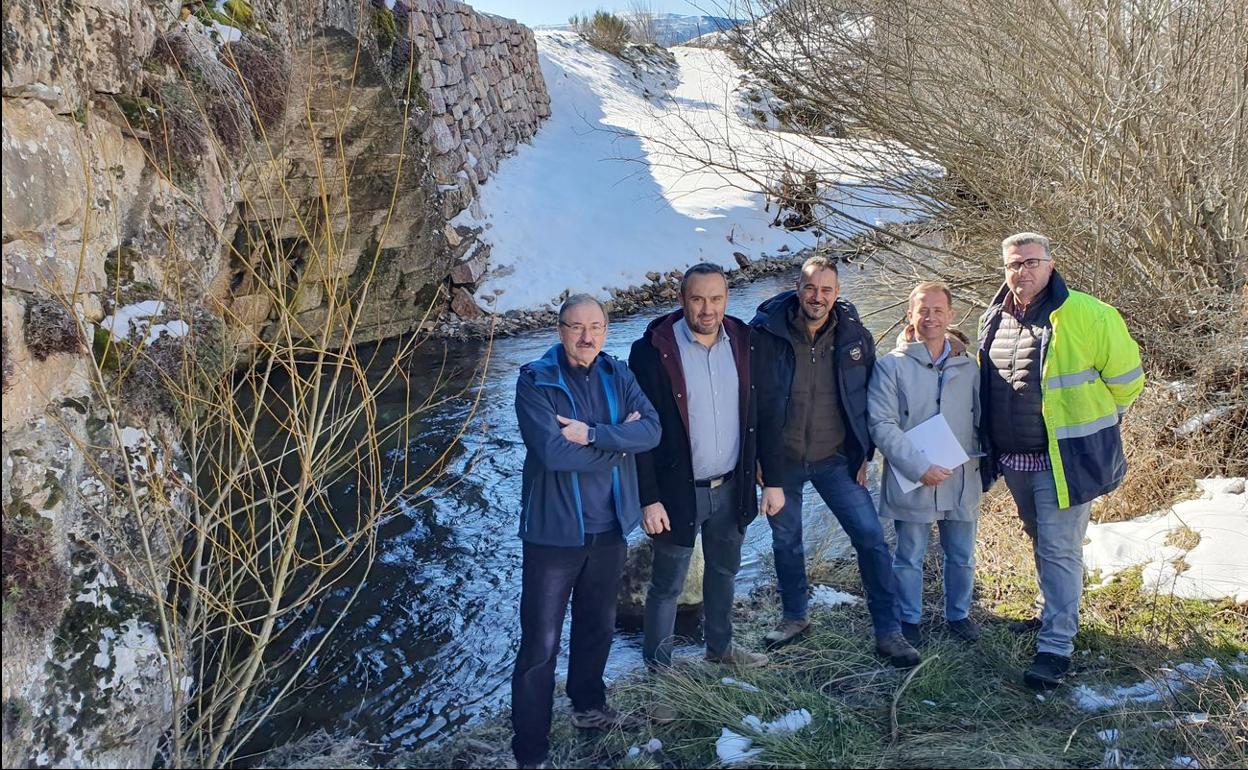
[{"x1": 538, "y1": 375, "x2": 586, "y2": 544}]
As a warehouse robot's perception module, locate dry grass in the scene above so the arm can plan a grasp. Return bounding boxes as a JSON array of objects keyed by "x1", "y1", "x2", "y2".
[
  {"x1": 1, "y1": 513, "x2": 70, "y2": 633},
  {"x1": 23, "y1": 297, "x2": 84, "y2": 361},
  {"x1": 1096, "y1": 304, "x2": 1247, "y2": 523}
]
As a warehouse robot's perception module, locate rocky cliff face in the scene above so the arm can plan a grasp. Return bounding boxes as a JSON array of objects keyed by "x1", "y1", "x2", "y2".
[{"x1": 1, "y1": 1, "x2": 547, "y2": 766}]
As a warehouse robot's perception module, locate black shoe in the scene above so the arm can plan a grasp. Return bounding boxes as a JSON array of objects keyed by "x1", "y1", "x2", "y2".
[
  {"x1": 900, "y1": 621, "x2": 924, "y2": 647},
  {"x1": 1024, "y1": 652, "x2": 1071, "y2": 690},
  {"x1": 1009, "y1": 617, "x2": 1043, "y2": 634},
  {"x1": 946, "y1": 617, "x2": 980, "y2": 642},
  {"x1": 876, "y1": 632, "x2": 921, "y2": 668}
]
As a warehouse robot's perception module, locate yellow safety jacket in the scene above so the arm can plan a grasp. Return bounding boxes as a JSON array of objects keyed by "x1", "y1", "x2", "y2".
[{"x1": 978, "y1": 272, "x2": 1145, "y2": 508}]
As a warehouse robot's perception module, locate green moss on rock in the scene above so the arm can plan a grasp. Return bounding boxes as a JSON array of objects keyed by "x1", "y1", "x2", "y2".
[{"x1": 374, "y1": 7, "x2": 398, "y2": 52}]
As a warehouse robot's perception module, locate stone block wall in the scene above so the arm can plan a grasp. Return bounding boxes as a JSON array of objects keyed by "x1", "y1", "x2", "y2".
[{"x1": 404, "y1": 0, "x2": 551, "y2": 221}]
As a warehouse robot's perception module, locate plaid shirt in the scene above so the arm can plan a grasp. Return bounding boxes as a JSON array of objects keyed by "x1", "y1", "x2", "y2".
[
  {"x1": 997, "y1": 294, "x2": 1052, "y2": 473},
  {"x1": 999, "y1": 451, "x2": 1052, "y2": 472}
]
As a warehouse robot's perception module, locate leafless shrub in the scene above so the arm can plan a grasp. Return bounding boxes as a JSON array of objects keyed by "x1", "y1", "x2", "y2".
[
  {"x1": 625, "y1": 0, "x2": 659, "y2": 46},
  {"x1": 1096, "y1": 301, "x2": 1248, "y2": 521},
  {"x1": 570, "y1": 9, "x2": 634, "y2": 55},
  {"x1": 721, "y1": 0, "x2": 1247, "y2": 319},
  {"x1": 770, "y1": 166, "x2": 820, "y2": 229},
  {"x1": 706, "y1": 0, "x2": 1246, "y2": 479},
  {"x1": 138, "y1": 79, "x2": 210, "y2": 181},
  {"x1": 24, "y1": 298, "x2": 83, "y2": 361}
]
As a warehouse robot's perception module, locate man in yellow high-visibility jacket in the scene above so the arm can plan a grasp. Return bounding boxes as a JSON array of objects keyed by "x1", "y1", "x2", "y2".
[{"x1": 978, "y1": 232, "x2": 1144, "y2": 690}]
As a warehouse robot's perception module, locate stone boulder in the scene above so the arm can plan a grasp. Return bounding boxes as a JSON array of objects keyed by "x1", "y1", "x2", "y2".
[
  {"x1": 450, "y1": 286, "x2": 484, "y2": 318},
  {"x1": 616, "y1": 535, "x2": 704, "y2": 628},
  {"x1": 449, "y1": 243, "x2": 488, "y2": 285}
]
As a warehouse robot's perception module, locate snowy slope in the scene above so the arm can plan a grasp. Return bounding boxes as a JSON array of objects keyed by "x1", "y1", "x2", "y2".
[{"x1": 456, "y1": 31, "x2": 925, "y2": 313}]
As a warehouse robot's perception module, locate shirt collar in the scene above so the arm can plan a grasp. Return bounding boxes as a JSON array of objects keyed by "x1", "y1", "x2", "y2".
[{"x1": 932, "y1": 339, "x2": 951, "y2": 366}]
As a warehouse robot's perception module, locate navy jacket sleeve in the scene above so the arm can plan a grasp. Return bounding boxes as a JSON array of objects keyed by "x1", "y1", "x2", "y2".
[
  {"x1": 591, "y1": 361, "x2": 662, "y2": 454},
  {"x1": 515, "y1": 370, "x2": 623, "y2": 473}
]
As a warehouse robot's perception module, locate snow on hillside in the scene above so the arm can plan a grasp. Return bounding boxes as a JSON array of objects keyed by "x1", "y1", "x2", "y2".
[{"x1": 455, "y1": 31, "x2": 927, "y2": 314}]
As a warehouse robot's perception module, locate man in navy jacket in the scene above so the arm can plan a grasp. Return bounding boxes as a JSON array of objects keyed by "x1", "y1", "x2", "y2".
[
  {"x1": 751, "y1": 255, "x2": 920, "y2": 668},
  {"x1": 511, "y1": 294, "x2": 661, "y2": 769}
]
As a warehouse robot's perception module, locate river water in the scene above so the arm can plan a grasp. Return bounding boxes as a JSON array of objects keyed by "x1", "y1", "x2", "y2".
[{"x1": 255, "y1": 265, "x2": 905, "y2": 761}]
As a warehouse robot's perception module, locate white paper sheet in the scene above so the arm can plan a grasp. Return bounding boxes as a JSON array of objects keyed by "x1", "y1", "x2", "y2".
[{"x1": 891, "y1": 413, "x2": 971, "y2": 493}]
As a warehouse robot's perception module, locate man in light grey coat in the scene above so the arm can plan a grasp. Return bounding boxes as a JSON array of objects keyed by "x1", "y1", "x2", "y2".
[{"x1": 868, "y1": 282, "x2": 982, "y2": 647}]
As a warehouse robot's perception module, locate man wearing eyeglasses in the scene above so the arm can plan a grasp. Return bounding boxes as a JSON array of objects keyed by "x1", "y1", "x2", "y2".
[
  {"x1": 978, "y1": 232, "x2": 1144, "y2": 690},
  {"x1": 511, "y1": 294, "x2": 661, "y2": 769}
]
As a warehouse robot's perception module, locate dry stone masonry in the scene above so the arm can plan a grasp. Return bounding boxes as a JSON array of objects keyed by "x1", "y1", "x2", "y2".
[{"x1": 406, "y1": 0, "x2": 550, "y2": 220}]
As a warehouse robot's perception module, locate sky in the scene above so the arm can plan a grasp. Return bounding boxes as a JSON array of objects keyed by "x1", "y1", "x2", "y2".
[{"x1": 466, "y1": 0, "x2": 718, "y2": 26}]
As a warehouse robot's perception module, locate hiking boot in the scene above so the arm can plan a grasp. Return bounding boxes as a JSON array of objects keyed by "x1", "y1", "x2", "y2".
[
  {"x1": 1009, "y1": 616, "x2": 1043, "y2": 634},
  {"x1": 648, "y1": 701, "x2": 678, "y2": 725},
  {"x1": 900, "y1": 621, "x2": 924, "y2": 648},
  {"x1": 763, "y1": 618, "x2": 811, "y2": 649},
  {"x1": 876, "y1": 632, "x2": 922, "y2": 668},
  {"x1": 570, "y1": 705, "x2": 644, "y2": 731},
  {"x1": 705, "y1": 644, "x2": 769, "y2": 668},
  {"x1": 946, "y1": 617, "x2": 980, "y2": 642},
  {"x1": 1024, "y1": 652, "x2": 1071, "y2": 690}
]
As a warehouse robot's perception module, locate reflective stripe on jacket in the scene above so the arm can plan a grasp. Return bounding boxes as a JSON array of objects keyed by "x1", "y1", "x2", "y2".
[{"x1": 978, "y1": 271, "x2": 1144, "y2": 508}]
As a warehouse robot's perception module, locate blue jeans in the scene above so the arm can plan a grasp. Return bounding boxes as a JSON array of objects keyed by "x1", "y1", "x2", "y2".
[
  {"x1": 511, "y1": 531, "x2": 626, "y2": 766},
  {"x1": 643, "y1": 478, "x2": 744, "y2": 666},
  {"x1": 892, "y1": 519, "x2": 977, "y2": 624},
  {"x1": 767, "y1": 454, "x2": 901, "y2": 637},
  {"x1": 1002, "y1": 467, "x2": 1092, "y2": 658}
]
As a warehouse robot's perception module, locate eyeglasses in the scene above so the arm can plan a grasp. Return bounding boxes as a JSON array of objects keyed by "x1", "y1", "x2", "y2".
[
  {"x1": 1004, "y1": 258, "x2": 1051, "y2": 273},
  {"x1": 559, "y1": 322, "x2": 607, "y2": 336}
]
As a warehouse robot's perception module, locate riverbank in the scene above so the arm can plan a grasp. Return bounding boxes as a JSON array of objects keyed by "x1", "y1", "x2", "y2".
[
  {"x1": 388, "y1": 482, "x2": 1247, "y2": 770},
  {"x1": 431, "y1": 251, "x2": 804, "y2": 339},
  {"x1": 431, "y1": 220, "x2": 941, "y2": 339}
]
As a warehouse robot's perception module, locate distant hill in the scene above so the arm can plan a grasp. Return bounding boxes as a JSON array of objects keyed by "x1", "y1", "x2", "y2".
[{"x1": 535, "y1": 12, "x2": 740, "y2": 47}]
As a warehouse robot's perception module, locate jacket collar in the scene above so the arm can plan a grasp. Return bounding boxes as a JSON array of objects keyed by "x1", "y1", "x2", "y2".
[
  {"x1": 752, "y1": 290, "x2": 798, "y2": 338},
  {"x1": 644, "y1": 308, "x2": 749, "y2": 352},
  {"x1": 529, "y1": 344, "x2": 616, "y2": 388},
  {"x1": 897, "y1": 338, "x2": 972, "y2": 367},
  {"x1": 754, "y1": 290, "x2": 857, "y2": 342}
]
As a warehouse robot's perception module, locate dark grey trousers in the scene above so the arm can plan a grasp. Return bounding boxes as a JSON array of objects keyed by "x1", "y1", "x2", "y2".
[{"x1": 642, "y1": 477, "x2": 745, "y2": 666}]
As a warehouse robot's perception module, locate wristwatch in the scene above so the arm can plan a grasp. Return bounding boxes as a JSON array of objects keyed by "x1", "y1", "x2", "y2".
[{"x1": 586, "y1": 426, "x2": 597, "y2": 445}]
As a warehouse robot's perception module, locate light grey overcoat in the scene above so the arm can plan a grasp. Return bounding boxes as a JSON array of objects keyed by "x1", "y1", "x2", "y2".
[{"x1": 868, "y1": 337, "x2": 982, "y2": 522}]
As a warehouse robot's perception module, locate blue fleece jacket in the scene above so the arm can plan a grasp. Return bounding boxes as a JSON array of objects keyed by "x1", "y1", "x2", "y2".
[{"x1": 515, "y1": 344, "x2": 661, "y2": 546}]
